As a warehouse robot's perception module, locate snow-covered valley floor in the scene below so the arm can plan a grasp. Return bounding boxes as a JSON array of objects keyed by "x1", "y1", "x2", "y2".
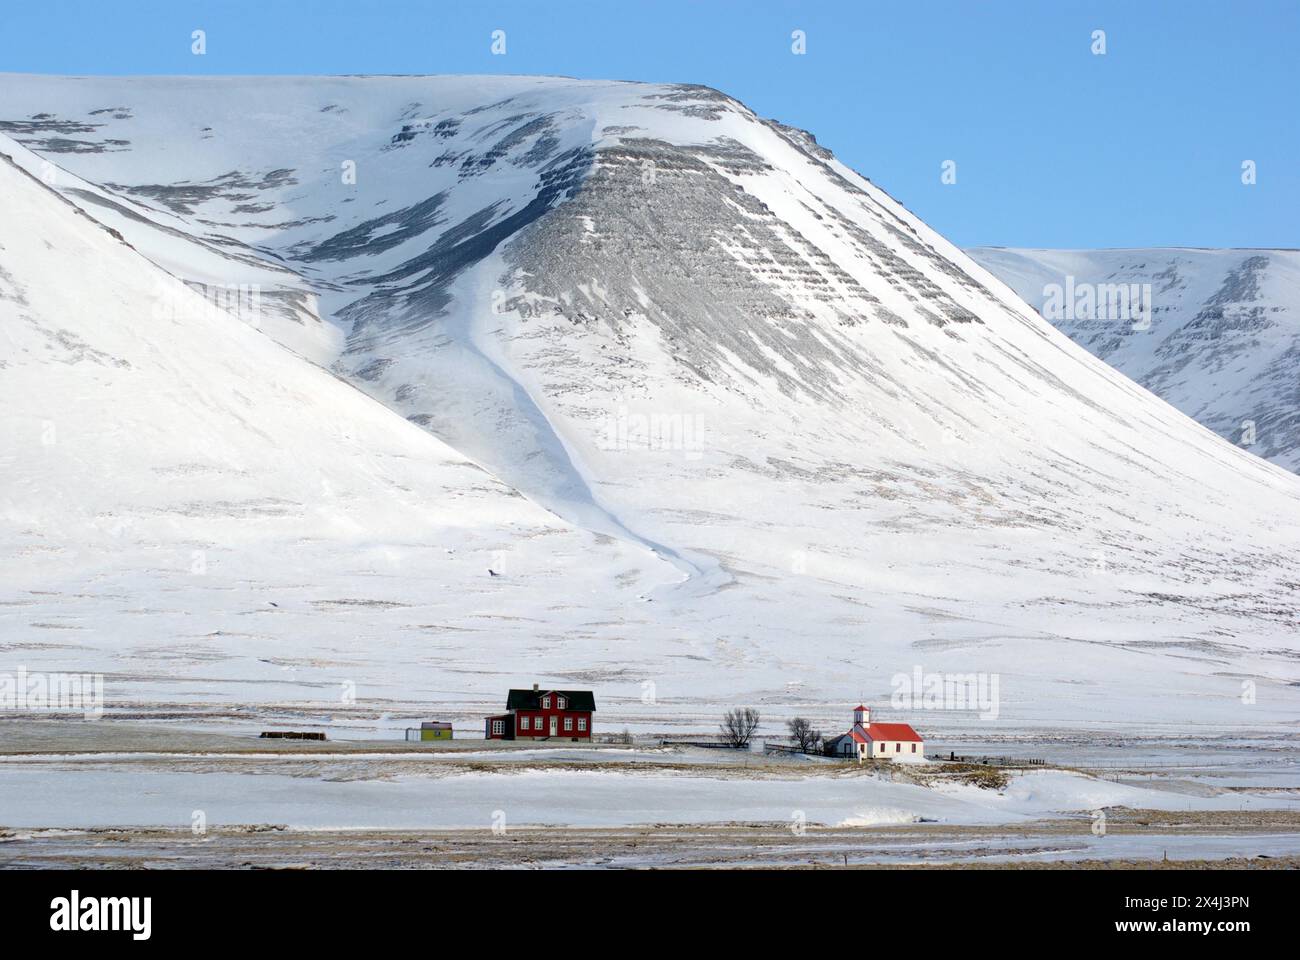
[{"x1": 1, "y1": 720, "x2": 1296, "y2": 867}]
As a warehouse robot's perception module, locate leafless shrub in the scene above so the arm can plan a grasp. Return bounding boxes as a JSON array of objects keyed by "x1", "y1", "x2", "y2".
[
  {"x1": 720, "y1": 707, "x2": 761, "y2": 748},
  {"x1": 787, "y1": 716, "x2": 821, "y2": 753}
]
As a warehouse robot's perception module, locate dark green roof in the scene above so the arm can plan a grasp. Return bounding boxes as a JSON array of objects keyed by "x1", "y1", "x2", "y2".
[{"x1": 506, "y1": 688, "x2": 596, "y2": 711}]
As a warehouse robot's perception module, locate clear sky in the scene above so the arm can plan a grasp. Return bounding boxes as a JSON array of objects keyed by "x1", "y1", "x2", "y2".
[{"x1": 2, "y1": 0, "x2": 1295, "y2": 249}]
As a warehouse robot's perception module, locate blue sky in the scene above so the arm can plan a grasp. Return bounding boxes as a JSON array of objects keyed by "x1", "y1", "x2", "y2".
[{"x1": 3, "y1": 0, "x2": 1295, "y2": 249}]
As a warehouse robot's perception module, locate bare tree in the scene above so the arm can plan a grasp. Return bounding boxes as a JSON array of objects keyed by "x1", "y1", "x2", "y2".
[
  {"x1": 720, "y1": 707, "x2": 761, "y2": 748},
  {"x1": 787, "y1": 717, "x2": 822, "y2": 754}
]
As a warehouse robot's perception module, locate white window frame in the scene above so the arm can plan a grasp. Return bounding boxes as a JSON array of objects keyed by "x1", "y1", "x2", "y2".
[
  {"x1": 557, "y1": 696, "x2": 567, "y2": 709},
  {"x1": 577, "y1": 718, "x2": 587, "y2": 732},
  {"x1": 542, "y1": 696, "x2": 551, "y2": 709},
  {"x1": 492, "y1": 720, "x2": 503, "y2": 736},
  {"x1": 520, "y1": 716, "x2": 530, "y2": 731},
  {"x1": 564, "y1": 717, "x2": 573, "y2": 731}
]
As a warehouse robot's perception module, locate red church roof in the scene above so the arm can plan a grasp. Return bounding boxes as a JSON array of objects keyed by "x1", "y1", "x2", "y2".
[
  {"x1": 850, "y1": 721, "x2": 923, "y2": 743},
  {"x1": 868, "y1": 722, "x2": 923, "y2": 742}
]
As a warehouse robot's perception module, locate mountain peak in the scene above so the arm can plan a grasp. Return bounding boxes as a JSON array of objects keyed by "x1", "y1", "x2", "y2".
[{"x1": 3, "y1": 76, "x2": 1299, "y2": 730}]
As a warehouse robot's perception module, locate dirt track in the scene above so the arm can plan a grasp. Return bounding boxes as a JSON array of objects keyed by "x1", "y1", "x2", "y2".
[{"x1": 4, "y1": 819, "x2": 1299, "y2": 869}]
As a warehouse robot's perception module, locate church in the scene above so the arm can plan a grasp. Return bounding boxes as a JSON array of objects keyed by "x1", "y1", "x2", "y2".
[{"x1": 823, "y1": 705, "x2": 924, "y2": 761}]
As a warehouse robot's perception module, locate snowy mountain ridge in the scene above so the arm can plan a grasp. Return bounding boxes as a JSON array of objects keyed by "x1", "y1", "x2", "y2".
[{"x1": 970, "y1": 247, "x2": 1300, "y2": 474}]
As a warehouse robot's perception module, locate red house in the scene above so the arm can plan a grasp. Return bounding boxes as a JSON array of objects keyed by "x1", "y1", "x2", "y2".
[{"x1": 485, "y1": 684, "x2": 595, "y2": 741}]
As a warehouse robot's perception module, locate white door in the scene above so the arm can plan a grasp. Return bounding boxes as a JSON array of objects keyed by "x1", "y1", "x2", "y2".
[{"x1": 549, "y1": 716, "x2": 557, "y2": 737}]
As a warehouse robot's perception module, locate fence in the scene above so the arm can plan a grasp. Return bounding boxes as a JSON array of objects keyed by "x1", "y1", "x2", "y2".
[
  {"x1": 936, "y1": 753, "x2": 1047, "y2": 767},
  {"x1": 764, "y1": 742, "x2": 819, "y2": 756},
  {"x1": 659, "y1": 739, "x2": 736, "y2": 749},
  {"x1": 259, "y1": 731, "x2": 327, "y2": 741}
]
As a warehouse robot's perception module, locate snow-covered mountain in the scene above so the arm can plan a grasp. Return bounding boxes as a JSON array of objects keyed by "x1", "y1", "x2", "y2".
[
  {"x1": 970, "y1": 247, "x2": 1300, "y2": 474},
  {"x1": 2, "y1": 75, "x2": 1298, "y2": 733}
]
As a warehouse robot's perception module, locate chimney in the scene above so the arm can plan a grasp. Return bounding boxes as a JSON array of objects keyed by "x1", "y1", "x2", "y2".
[{"x1": 533, "y1": 682, "x2": 539, "y2": 691}]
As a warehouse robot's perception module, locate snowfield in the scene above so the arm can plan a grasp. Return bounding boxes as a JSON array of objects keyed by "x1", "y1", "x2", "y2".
[
  {"x1": 3, "y1": 722, "x2": 1296, "y2": 867},
  {"x1": 0, "y1": 758, "x2": 1293, "y2": 831},
  {"x1": 0, "y1": 75, "x2": 1298, "y2": 736}
]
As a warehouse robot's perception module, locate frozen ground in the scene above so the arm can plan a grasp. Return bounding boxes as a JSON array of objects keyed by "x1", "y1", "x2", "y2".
[
  {"x1": 3, "y1": 763, "x2": 1296, "y2": 831},
  {"x1": 6, "y1": 821, "x2": 1300, "y2": 869},
  {"x1": 0, "y1": 714, "x2": 1295, "y2": 869},
  {"x1": 0, "y1": 723, "x2": 1294, "y2": 816},
  {"x1": 1, "y1": 720, "x2": 1297, "y2": 867}
]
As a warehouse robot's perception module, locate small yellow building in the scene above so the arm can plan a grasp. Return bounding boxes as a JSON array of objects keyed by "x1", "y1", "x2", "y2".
[{"x1": 405, "y1": 721, "x2": 453, "y2": 741}]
